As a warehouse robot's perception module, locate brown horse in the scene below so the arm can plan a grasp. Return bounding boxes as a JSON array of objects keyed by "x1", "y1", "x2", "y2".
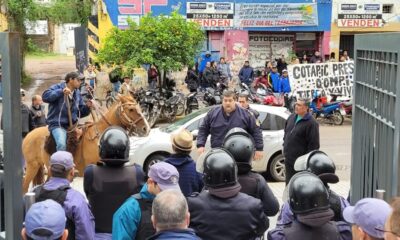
[{"x1": 22, "y1": 95, "x2": 150, "y2": 193}]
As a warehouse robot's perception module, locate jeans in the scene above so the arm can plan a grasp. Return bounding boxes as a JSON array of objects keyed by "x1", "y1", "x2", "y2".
[
  {"x1": 51, "y1": 127, "x2": 67, "y2": 151},
  {"x1": 112, "y1": 81, "x2": 121, "y2": 92}
]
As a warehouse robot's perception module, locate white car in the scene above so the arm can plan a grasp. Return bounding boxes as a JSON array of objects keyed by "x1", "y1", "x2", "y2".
[{"x1": 129, "y1": 104, "x2": 289, "y2": 181}]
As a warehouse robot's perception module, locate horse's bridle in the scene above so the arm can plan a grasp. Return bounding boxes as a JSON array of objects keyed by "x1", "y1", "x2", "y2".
[{"x1": 116, "y1": 102, "x2": 145, "y2": 136}]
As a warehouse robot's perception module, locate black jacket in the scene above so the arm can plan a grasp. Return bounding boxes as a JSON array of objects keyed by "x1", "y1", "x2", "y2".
[
  {"x1": 283, "y1": 113, "x2": 320, "y2": 164},
  {"x1": 185, "y1": 70, "x2": 199, "y2": 91},
  {"x1": 238, "y1": 170, "x2": 279, "y2": 217},
  {"x1": 188, "y1": 190, "x2": 268, "y2": 240}
]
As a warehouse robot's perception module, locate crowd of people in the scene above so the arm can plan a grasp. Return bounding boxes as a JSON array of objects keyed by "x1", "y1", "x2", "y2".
[{"x1": 19, "y1": 73, "x2": 398, "y2": 239}]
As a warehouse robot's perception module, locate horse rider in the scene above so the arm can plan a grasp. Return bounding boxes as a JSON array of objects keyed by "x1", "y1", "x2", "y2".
[
  {"x1": 84, "y1": 126, "x2": 145, "y2": 239},
  {"x1": 42, "y1": 72, "x2": 93, "y2": 151}
]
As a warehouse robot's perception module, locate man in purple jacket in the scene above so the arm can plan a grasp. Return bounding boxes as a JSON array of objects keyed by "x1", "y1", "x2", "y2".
[{"x1": 33, "y1": 151, "x2": 95, "y2": 239}]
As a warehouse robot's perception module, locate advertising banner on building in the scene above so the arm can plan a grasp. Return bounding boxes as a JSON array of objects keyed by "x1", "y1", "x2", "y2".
[
  {"x1": 187, "y1": 2, "x2": 234, "y2": 29},
  {"x1": 234, "y1": 3, "x2": 318, "y2": 28},
  {"x1": 288, "y1": 62, "x2": 354, "y2": 98},
  {"x1": 248, "y1": 34, "x2": 294, "y2": 70},
  {"x1": 337, "y1": 3, "x2": 383, "y2": 28}
]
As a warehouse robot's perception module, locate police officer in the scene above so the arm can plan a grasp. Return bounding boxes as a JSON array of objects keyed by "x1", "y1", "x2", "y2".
[
  {"x1": 197, "y1": 89, "x2": 264, "y2": 160},
  {"x1": 268, "y1": 172, "x2": 351, "y2": 240},
  {"x1": 188, "y1": 148, "x2": 268, "y2": 240},
  {"x1": 238, "y1": 93, "x2": 260, "y2": 119},
  {"x1": 223, "y1": 128, "x2": 279, "y2": 217},
  {"x1": 278, "y1": 151, "x2": 350, "y2": 225},
  {"x1": 83, "y1": 126, "x2": 145, "y2": 239}
]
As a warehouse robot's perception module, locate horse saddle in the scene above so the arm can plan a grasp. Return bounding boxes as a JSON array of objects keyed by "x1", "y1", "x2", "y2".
[{"x1": 44, "y1": 124, "x2": 92, "y2": 156}]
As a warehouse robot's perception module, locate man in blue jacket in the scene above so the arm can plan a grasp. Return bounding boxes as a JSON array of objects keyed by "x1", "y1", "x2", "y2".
[
  {"x1": 197, "y1": 90, "x2": 264, "y2": 160},
  {"x1": 164, "y1": 129, "x2": 203, "y2": 197},
  {"x1": 268, "y1": 63, "x2": 281, "y2": 93},
  {"x1": 42, "y1": 72, "x2": 92, "y2": 151},
  {"x1": 239, "y1": 61, "x2": 254, "y2": 86}
]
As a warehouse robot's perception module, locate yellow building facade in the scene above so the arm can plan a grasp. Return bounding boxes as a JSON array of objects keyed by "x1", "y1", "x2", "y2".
[
  {"x1": 0, "y1": 13, "x2": 8, "y2": 32},
  {"x1": 330, "y1": 1, "x2": 400, "y2": 59}
]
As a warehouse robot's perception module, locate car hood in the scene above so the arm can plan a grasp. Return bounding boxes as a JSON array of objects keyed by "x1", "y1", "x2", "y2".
[{"x1": 130, "y1": 128, "x2": 169, "y2": 143}]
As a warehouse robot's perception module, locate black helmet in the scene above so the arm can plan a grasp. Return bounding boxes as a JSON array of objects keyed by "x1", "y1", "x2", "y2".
[
  {"x1": 294, "y1": 150, "x2": 338, "y2": 184},
  {"x1": 203, "y1": 148, "x2": 238, "y2": 188},
  {"x1": 288, "y1": 172, "x2": 330, "y2": 214},
  {"x1": 223, "y1": 128, "x2": 254, "y2": 164},
  {"x1": 99, "y1": 126, "x2": 130, "y2": 165}
]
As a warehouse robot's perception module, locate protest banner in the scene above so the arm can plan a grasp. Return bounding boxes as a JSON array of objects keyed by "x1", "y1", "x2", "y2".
[{"x1": 287, "y1": 61, "x2": 354, "y2": 98}]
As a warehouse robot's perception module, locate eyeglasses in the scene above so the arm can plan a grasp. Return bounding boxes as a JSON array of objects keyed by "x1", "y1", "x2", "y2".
[{"x1": 375, "y1": 227, "x2": 400, "y2": 237}]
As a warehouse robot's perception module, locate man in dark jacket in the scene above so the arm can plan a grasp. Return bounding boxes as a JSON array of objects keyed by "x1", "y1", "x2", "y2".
[
  {"x1": 30, "y1": 95, "x2": 46, "y2": 129},
  {"x1": 239, "y1": 61, "x2": 254, "y2": 86},
  {"x1": 148, "y1": 189, "x2": 199, "y2": 240},
  {"x1": 197, "y1": 90, "x2": 263, "y2": 160},
  {"x1": 185, "y1": 66, "x2": 199, "y2": 92},
  {"x1": 20, "y1": 89, "x2": 34, "y2": 137},
  {"x1": 310, "y1": 51, "x2": 323, "y2": 63},
  {"x1": 84, "y1": 127, "x2": 144, "y2": 239},
  {"x1": 238, "y1": 93, "x2": 260, "y2": 119},
  {"x1": 283, "y1": 97, "x2": 319, "y2": 184},
  {"x1": 268, "y1": 172, "x2": 351, "y2": 240},
  {"x1": 42, "y1": 72, "x2": 92, "y2": 151},
  {"x1": 188, "y1": 148, "x2": 268, "y2": 240},
  {"x1": 164, "y1": 129, "x2": 203, "y2": 197},
  {"x1": 223, "y1": 128, "x2": 279, "y2": 218}
]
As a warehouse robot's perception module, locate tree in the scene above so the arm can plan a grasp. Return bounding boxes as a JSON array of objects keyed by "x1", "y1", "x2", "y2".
[
  {"x1": 1, "y1": 0, "x2": 92, "y2": 82},
  {"x1": 97, "y1": 11, "x2": 205, "y2": 84}
]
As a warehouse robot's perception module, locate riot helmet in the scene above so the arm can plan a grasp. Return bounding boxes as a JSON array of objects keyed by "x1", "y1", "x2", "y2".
[
  {"x1": 99, "y1": 126, "x2": 130, "y2": 165},
  {"x1": 288, "y1": 171, "x2": 330, "y2": 214},
  {"x1": 203, "y1": 148, "x2": 238, "y2": 188},
  {"x1": 223, "y1": 128, "x2": 254, "y2": 165},
  {"x1": 294, "y1": 150, "x2": 338, "y2": 184}
]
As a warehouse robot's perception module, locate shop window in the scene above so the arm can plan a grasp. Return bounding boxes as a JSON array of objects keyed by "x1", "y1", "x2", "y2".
[
  {"x1": 383, "y1": 4, "x2": 393, "y2": 13},
  {"x1": 295, "y1": 40, "x2": 316, "y2": 50}
]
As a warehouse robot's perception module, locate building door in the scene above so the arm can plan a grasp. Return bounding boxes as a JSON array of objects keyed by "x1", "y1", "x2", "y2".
[
  {"x1": 208, "y1": 31, "x2": 224, "y2": 60},
  {"x1": 340, "y1": 34, "x2": 354, "y2": 58}
]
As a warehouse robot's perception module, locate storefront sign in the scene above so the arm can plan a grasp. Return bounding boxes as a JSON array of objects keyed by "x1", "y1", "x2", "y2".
[
  {"x1": 187, "y1": 2, "x2": 234, "y2": 29},
  {"x1": 288, "y1": 62, "x2": 355, "y2": 98},
  {"x1": 25, "y1": 20, "x2": 48, "y2": 35},
  {"x1": 248, "y1": 34, "x2": 294, "y2": 70},
  {"x1": 234, "y1": 3, "x2": 318, "y2": 27},
  {"x1": 338, "y1": 3, "x2": 382, "y2": 28}
]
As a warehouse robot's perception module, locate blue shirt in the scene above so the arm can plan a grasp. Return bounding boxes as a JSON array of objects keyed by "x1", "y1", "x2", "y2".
[
  {"x1": 42, "y1": 177, "x2": 95, "y2": 240},
  {"x1": 112, "y1": 184, "x2": 155, "y2": 240}
]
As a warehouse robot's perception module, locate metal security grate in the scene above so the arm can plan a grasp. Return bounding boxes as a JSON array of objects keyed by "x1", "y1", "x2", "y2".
[{"x1": 351, "y1": 33, "x2": 400, "y2": 203}]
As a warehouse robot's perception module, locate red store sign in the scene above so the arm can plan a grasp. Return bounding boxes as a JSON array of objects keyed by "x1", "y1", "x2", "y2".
[
  {"x1": 338, "y1": 19, "x2": 382, "y2": 28},
  {"x1": 190, "y1": 18, "x2": 233, "y2": 27}
]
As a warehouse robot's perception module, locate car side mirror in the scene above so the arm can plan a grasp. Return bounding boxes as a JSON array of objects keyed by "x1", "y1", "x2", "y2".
[{"x1": 191, "y1": 129, "x2": 199, "y2": 140}]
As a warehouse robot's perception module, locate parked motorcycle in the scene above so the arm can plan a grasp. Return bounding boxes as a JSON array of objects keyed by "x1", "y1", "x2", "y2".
[
  {"x1": 185, "y1": 92, "x2": 199, "y2": 115},
  {"x1": 310, "y1": 91, "x2": 346, "y2": 125},
  {"x1": 239, "y1": 83, "x2": 263, "y2": 104},
  {"x1": 330, "y1": 94, "x2": 352, "y2": 118},
  {"x1": 203, "y1": 82, "x2": 228, "y2": 106}
]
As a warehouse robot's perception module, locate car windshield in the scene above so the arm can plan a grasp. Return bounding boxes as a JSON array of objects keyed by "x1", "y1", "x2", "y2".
[{"x1": 161, "y1": 107, "x2": 211, "y2": 133}]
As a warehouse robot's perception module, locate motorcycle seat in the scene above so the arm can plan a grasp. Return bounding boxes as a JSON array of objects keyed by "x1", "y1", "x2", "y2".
[
  {"x1": 343, "y1": 101, "x2": 352, "y2": 107},
  {"x1": 323, "y1": 102, "x2": 340, "y2": 107}
]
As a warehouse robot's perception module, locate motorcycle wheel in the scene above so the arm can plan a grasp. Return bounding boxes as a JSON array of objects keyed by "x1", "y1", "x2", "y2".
[
  {"x1": 332, "y1": 111, "x2": 344, "y2": 125},
  {"x1": 176, "y1": 103, "x2": 185, "y2": 116}
]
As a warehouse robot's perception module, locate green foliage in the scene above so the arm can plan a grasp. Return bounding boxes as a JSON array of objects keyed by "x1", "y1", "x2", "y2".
[
  {"x1": 97, "y1": 11, "x2": 205, "y2": 73},
  {"x1": 26, "y1": 38, "x2": 45, "y2": 53}
]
